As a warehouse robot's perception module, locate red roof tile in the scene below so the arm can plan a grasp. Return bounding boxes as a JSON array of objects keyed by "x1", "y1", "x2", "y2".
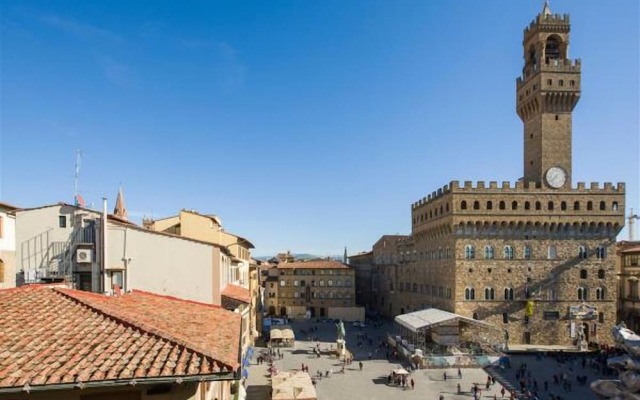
[
  {"x1": 0, "y1": 285, "x2": 241, "y2": 391},
  {"x1": 221, "y1": 284, "x2": 251, "y2": 304}
]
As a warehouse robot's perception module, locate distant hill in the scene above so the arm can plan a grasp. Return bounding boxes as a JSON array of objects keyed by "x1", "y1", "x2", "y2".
[{"x1": 254, "y1": 253, "x2": 343, "y2": 262}]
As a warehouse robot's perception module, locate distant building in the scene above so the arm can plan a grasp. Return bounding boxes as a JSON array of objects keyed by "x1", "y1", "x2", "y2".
[
  {"x1": 347, "y1": 250, "x2": 373, "y2": 309},
  {"x1": 0, "y1": 285, "x2": 241, "y2": 400},
  {"x1": 264, "y1": 260, "x2": 363, "y2": 321},
  {"x1": 0, "y1": 202, "x2": 17, "y2": 289},
  {"x1": 618, "y1": 241, "x2": 640, "y2": 331}
]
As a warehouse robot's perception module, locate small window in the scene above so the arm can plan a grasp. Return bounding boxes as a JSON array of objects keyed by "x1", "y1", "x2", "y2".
[
  {"x1": 579, "y1": 246, "x2": 588, "y2": 259},
  {"x1": 598, "y1": 269, "x2": 605, "y2": 279},
  {"x1": 502, "y1": 313, "x2": 509, "y2": 324},
  {"x1": 547, "y1": 79, "x2": 552, "y2": 85},
  {"x1": 484, "y1": 246, "x2": 495, "y2": 259},
  {"x1": 587, "y1": 201, "x2": 593, "y2": 211},
  {"x1": 486, "y1": 201, "x2": 493, "y2": 210},
  {"x1": 596, "y1": 246, "x2": 607, "y2": 259},
  {"x1": 504, "y1": 287, "x2": 514, "y2": 300},
  {"x1": 570, "y1": 80, "x2": 575, "y2": 87},
  {"x1": 596, "y1": 287, "x2": 605, "y2": 300},
  {"x1": 484, "y1": 287, "x2": 495, "y2": 300},
  {"x1": 600, "y1": 201, "x2": 606, "y2": 211},
  {"x1": 613, "y1": 202, "x2": 619, "y2": 211},
  {"x1": 578, "y1": 287, "x2": 588, "y2": 301},
  {"x1": 525, "y1": 201, "x2": 530, "y2": 210},
  {"x1": 579, "y1": 269, "x2": 587, "y2": 279},
  {"x1": 59, "y1": 215, "x2": 67, "y2": 228},
  {"x1": 559, "y1": 79, "x2": 564, "y2": 86},
  {"x1": 504, "y1": 246, "x2": 514, "y2": 259},
  {"x1": 535, "y1": 201, "x2": 541, "y2": 210},
  {"x1": 461, "y1": 201, "x2": 467, "y2": 210},
  {"x1": 574, "y1": 201, "x2": 580, "y2": 211},
  {"x1": 548, "y1": 245, "x2": 557, "y2": 260},
  {"x1": 465, "y1": 245, "x2": 475, "y2": 259},
  {"x1": 561, "y1": 201, "x2": 567, "y2": 211},
  {"x1": 280, "y1": 280, "x2": 286, "y2": 286},
  {"x1": 512, "y1": 201, "x2": 518, "y2": 210},
  {"x1": 473, "y1": 201, "x2": 480, "y2": 210},
  {"x1": 555, "y1": 115, "x2": 559, "y2": 121},
  {"x1": 523, "y1": 246, "x2": 532, "y2": 259},
  {"x1": 598, "y1": 312, "x2": 604, "y2": 323},
  {"x1": 465, "y1": 287, "x2": 475, "y2": 300},
  {"x1": 499, "y1": 201, "x2": 506, "y2": 210},
  {"x1": 472, "y1": 312, "x2": 479, "y2": 320},
  {"x1": 548, "y1": 201, "x2": 554, "y2": 211}
]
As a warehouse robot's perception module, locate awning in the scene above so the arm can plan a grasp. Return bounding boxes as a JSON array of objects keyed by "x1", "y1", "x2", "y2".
[{"x1": 394, "y1": 308, "x2": 495, "y2": 333}]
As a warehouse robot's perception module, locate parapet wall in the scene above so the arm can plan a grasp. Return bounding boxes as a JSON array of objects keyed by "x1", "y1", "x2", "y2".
[
  {"x1": 524, "y1": 13, "x2": 570, "y2": 35},
  {"x1": 412, "y1": 180, "x2": 625, "y2": 210}
]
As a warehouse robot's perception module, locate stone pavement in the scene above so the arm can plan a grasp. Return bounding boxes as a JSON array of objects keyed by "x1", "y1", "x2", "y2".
[
  {"x1": 246, "y1": 320, "x2": 505, "y2": 400},
  {"x1": 245, "y1": 320, "x2": 607, "y2": 399}
]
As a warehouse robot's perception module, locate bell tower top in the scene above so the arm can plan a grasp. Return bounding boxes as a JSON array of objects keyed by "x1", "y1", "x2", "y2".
[{"x1": 516, "y1": 3, "x2": 580, "y2": 189}]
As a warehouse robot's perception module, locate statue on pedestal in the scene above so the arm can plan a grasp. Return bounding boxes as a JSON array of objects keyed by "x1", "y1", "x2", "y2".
[{"x1": 335, "y1": 320, "x2": 347, "y2": 357}]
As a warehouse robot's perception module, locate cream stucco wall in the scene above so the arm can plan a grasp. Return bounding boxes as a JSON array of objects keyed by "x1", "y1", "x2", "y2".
[
  {"x1": 0, "y1": 209, "x2": 16, "y2": 288},
  {"x1": 107, "y1": 224, "x2": 220, "y2": 305}
]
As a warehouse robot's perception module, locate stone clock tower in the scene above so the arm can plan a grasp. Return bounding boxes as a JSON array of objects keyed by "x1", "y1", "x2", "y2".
[{"x1": 516, "y1": 1, "x2": 581, "y2": 189}]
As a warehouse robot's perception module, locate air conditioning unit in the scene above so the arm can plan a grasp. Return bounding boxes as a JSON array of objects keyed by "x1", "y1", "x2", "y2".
[{"x1": 76, "y1": 249, "x2": 93, "y2": 263}]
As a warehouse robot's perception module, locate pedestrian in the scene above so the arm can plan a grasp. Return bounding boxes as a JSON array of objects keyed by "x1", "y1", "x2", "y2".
[
  {"x1": 439, "y1": 394, "x2": 444, "y2": 400},
  {"x1": 458, "y1": 368, "x2": 462, "y2": 379},
  {"x1": 411, "y1": 378, "x2": 415, "y2": 390},
  {"x1": 501, "y1": 387, "x2": 506, "y2": 397},
  {"x1": 444, "y1": 371, "x2": 447, "y2": 381},
  {"x1": 457, "y1": 383, "x2": 461, "y2": 394},
  {"x1": 359, "y1": 361, "x2": 363, "y2": 371}
]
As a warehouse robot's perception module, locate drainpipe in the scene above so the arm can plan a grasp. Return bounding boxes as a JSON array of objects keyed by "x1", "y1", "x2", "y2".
[{"x1": 102, "y1": 197, "x2": 108, "y2": 294}]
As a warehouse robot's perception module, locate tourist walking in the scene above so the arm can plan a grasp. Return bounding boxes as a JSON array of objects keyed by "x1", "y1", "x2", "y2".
[
  {"x1": 411, "y1": 378, "x2": 415, "y2": 390},
  {"x1": 458, "y1": 368, "x2": 462, "y2": 379},
  {"x1": 359, "y1": 361, "x2": 363, "y2": 371}
]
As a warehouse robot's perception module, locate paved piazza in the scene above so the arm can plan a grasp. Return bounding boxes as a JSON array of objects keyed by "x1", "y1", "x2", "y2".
[{"x1": 246, "y1": 319, "x2": 608, "y2": 400}]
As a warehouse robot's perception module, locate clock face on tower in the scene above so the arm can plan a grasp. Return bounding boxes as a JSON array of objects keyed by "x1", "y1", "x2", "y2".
[{"x1": 545, "y1": 167, "x2": 567, "y2": 189}]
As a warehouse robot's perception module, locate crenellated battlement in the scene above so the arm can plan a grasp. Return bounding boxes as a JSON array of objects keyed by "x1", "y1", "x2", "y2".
[
  {"x1": 524, "y1": 13, "x2": 570, "y2": 35},
  {"x1": 517, "y1": 59, "x2": 581, "y2": 86},
  {"x1": 411, "y1": 180, "x2": 625, "y2": 210}
]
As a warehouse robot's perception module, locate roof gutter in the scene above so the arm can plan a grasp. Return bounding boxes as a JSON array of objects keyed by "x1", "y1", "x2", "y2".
[{"x1": 0, "y1": 371, "x2": 237, "y2": 394}]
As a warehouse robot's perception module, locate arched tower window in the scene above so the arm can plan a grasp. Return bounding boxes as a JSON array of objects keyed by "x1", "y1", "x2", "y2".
[
  {"x1": 499, "y1": 201, "x2": 506, "y2": 210},
  {"x1": 484, "y1": 287, "x2": 495, "y2": 300},
  {"x1": 504, "y1": 246, "x2": 514, "y2": 259},
  {"x1": 465, "y1": 287, "x2": 475, "y2": 300},
  {"x1": 545, "y1": 35, "x2": 561, "y2": 61},
  {"x1": 579, "y1": 246, "x2": 588, "y2": 259},
  {"x1": 574, "y1": 201, "x2": 580, "y2": 211},
  {"x1": 512, "y1": 201, "x2": 518, "y2": 210},
  {"x1": 487, "y1": 201, "x2": 493, "y2": 210},
  {"x1": 535, "y1": 201, "x2": 541, "y2": 210},
  {"x1": 577, "y1": 286, "x2": 588, "y2": 301},
  {"x1": 473, "y1": 201, "x2": 480, "y2": 210},
  {"x1": 529, "y1": 45, "x2": 537, "y2": 69},
  {"x1": 599, "y1": 201, "x2": 606, "y2": 211},
  {"x1": 613, "y1": 202, "x2": 619, "y2": 211},
  {"x1": 461, "y1": 201, "x2": 467, "y2": 210},
  {"x1": 504, "y1": 287, "x2": 514, "y2": 300},
  {"x1": 523, "y1": 246, "x2": 532, "y2": 259},
  {"x1": 587, "y1": 201, "x2": 593, "y2": 211},
  {"x1": 561, "y1": 201, "x2": 567, "y2": 211},
  {"x1": 548, "y1": 201, "x2": 554, "y2": 210},
  {"x1": 525, "y1": 201, "x2": 531, "y2": 210}
]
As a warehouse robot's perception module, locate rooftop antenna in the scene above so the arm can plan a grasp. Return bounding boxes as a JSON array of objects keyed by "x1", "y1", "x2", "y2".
[{"x1": 74, "y1": 149, "x2": 82, "y2": 205}]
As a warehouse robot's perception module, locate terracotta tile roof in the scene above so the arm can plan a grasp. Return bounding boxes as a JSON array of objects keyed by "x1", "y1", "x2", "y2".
[
  {"x1": 222, "y1": 284, "x2": 251, "y2": 304},
  {"x1": 0, "y1": 285, "x2": 241, "y2": 391},
  {"x1": 276, "y1": 260, "x2": 351, "y2": 269}
]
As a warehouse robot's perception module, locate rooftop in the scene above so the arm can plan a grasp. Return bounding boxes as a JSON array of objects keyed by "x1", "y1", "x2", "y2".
[
  {"x1": 222, "y1": 284, "x2": 251, "y2": 304},
  {"x1": 0, "y1": 285, "x2": 241, "y2": 392},
  {"x1": 275, "y1": 260, "x2": 350, "y2": 269}
]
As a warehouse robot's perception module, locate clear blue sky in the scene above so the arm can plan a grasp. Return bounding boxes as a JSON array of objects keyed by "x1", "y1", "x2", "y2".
[{"x1": 1, "y1": 1, "x2": 638, "y2": 256}]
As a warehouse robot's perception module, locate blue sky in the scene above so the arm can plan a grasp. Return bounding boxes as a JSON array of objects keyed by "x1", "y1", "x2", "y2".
[{"x1": 1, "y1": 1, "x2": 638, "y2": 256}]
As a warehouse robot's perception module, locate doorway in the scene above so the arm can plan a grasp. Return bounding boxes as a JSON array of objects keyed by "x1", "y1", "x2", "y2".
[
  {"x1": 320, "y1": 307, "x2": 326, "y2": 317},
  {"x1": 309, "y1": 307, "x2": 316, "y2": 318},
  {"x1": 524, "y1": 332, "x2": 531, "y2": 344},
  {"x1": 280, "y1": 307, "x2": 287, "y2": 317}
]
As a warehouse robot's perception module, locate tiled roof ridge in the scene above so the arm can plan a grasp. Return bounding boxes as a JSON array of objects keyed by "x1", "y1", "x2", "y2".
[{"x1": 54, "y1": 288, "x2": 236, "y2": 372}]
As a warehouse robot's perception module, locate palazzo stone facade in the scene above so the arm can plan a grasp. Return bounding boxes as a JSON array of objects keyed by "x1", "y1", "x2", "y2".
[{"x1": 371, "y1": 4, "x2": 625, "y2": 346}]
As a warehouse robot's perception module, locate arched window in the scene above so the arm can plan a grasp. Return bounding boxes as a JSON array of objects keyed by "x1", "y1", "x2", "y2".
[
  {"x1": 596, "y1": 246, "x2": 607, "y2": 259},
  {"x1": 487, "y1": 201, "x2": 493, "y2": 210},
  {"x1": 578, "y1": 246, "x2": 588, "y2": 259},
  {"x1": 547, "y1": 289, "x2": 558, "y2": 301},
  {"x1": 484, "y1": 246, "x2": 495, "y2": 259},
  {"x1": 512, "y1": 201, "x2": 518, "y2": 210},
  {"x1": 461, "y1": 201, "x2": 467, "y2": 210},
  {"x1": 484, "y1": 287, "x2": 495, "y2": 300},
  {"x1": 548, "y1": 245, "x2": 557, "y2": 260},
  {"x1": 561, "y1": 201, "x2": 567, "y2": 211},
  {"x1": 525, "y1": 201, "x2": 531, "y2": 210},
  {"x1": 599, "y1": 312, "x2": 605, "y2": 323},
  {"x1": 465, "y1": 287, "x2": 475, "y2": 300},
  {"x1": 465, "y1": 245, "x2": 475, "y2": 259},
  {"x1": 574, "y1": 201, "x2": 580, "y2": 211},
  {"x1": 600, "y1": 201, "x2": 606, "y2": 211},
  {"x1": 472, "y1": 312, "x2": 479, "y2": 320},
  {"x1": 578, "y1": 286, "x2": 588, "y2": 301},
  {"x1": 587, "y1": 201, "x2": 593, "y2": 211},
  {"x1": 473, "y1": 201, "x2": 480, "y2": 210},
  {"x1": 579, "y1": 269, "x2": 587, "y2": 279},
  {"x1": 598, "y1": 269, "x2": 605, "y2": 279},
  {"x1": 504, "y1": 287, "x2": 514, "y2": 300},
  {"x1": 596, "y1": 287, "x2": 605, "y2": 300},
  {"x1": 548, "y1": 201, "x2": 554, "y2": 210},
  {"x1": 523, "y1": 246, "x2": 532, "y2": 259},
  {"x1": 545, "y1": 36, "x2": 561, "y2": 60},
  {"x1": 613, "y1": 202, "x2": 619, "y2": 211},
  {"x1": 499, "y1": 201, "x2": 506, "y2": 210},
  {"x1": 503, "y1": 246, "x2": 514, "y2": 259},
  {"x1": 535, "y1": 201, "x2": 541, "y2": 210}
]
